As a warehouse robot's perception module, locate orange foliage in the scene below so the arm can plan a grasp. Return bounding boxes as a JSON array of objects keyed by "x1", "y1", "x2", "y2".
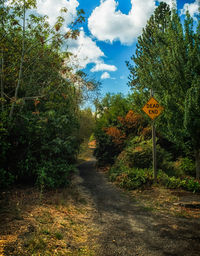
[
  {"x1": 118, "y1": 110, "x2": 143, "y2": 134},
  {"x1": 140, "y1": 127, "x2": 152, "y2": 139},
  {"x1": 34, "y1": 99, "x2": 40, "y2": 107},
  {"x1": 62, "y1": 93, "x2": 68, "y2": 99},
  {"x1": 32, "y1": 111, "x2": 40, "y2": 115},
  {"x1": 118, "y1": 110, "x2": 143, "y2": 129},
  {"x1": 104, "y1": 127, "x2": 126, "y2": 145}
]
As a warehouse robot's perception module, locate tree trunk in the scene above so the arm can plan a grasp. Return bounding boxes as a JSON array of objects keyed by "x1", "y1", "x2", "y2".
[
  {"x1": 9, "y1": 0, "x2": 26, "y2": 119},
  {"x1": 195, "y1": 149, "x2": 200, "y2": 180},
  {"x1": 1, "y1": 50, "x2": 4, "y2": 111},
  {"x1": 1, "y1": 1, "x2": 5, "y2": 111}
]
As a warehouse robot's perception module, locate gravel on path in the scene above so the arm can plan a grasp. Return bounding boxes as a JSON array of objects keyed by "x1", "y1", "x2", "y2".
[{"x1": 78, "y1": 160, "x2": 200, "y2": 256}]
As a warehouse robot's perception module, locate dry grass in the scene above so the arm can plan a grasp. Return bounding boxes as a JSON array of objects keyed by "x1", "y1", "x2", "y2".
[
  {"x1": 129, "y1": 186, "x2": 200, "y2": 218},
  {"x1": 77, "y1": 141, "x2": 95, "y2": 164},
  {"x1": 0, "y1": 181, "x2": 98, "y2": 256}
]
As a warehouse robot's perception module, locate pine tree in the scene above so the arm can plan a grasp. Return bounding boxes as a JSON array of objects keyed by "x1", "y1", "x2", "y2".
[{"x1": 127, "y1": 2, "x2": 200, "y2": 178}]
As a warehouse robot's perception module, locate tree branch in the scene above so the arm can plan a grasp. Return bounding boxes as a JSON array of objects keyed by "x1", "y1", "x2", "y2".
[{"x1": 9, "y1": 0, "x2": 26, "y2": 119}]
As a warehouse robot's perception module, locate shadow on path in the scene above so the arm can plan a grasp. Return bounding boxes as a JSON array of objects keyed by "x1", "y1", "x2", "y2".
[{"x1": 78, "y1": 161, "x2": 200, "y2": 256}]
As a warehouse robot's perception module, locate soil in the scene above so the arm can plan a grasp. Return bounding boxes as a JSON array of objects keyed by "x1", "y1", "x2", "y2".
[
  {"x1": 1, "y1": 159, "x2": 200, "y2": 255},
  {"x1": 78, "y1": 160, "x2": 200, "y2": 256}
]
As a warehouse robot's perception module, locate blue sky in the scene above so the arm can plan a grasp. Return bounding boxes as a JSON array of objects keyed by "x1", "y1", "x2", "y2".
[{"x1": 35, "y1": 0, "x2": 199, "y2": 97}]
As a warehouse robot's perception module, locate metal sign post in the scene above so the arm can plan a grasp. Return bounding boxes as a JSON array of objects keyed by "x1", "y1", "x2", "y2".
[
  {"x1": 142, "y1": 90, "x2": 164, "y2": 181},
  {"x1": 152, "y1": 119, "x2": 157, "y2": 180}
]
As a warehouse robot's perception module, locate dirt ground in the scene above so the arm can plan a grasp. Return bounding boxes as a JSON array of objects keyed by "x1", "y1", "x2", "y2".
[
  {"x1": 1, "y1": 159, "x2": 200, "y2": 255},
  {"x1": 78, "y1": 160, "x2": 200, "y2": 256}
]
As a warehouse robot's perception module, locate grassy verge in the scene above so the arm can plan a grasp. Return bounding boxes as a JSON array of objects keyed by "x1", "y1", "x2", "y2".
[
  {"x1": 103, "y1": 166, "x2": 200, "y2": 219},
  {"x1": 0, "y1": 182, "x2": 97, "y2": 256},
  {"x1": 128, "y1": 186, "x2": 200, "y2": 218}
]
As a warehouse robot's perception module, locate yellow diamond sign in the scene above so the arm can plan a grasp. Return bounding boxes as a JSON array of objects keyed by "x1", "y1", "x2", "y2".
[{"x1": 142, "y1": 97, "x2": 164, "y2": 120}]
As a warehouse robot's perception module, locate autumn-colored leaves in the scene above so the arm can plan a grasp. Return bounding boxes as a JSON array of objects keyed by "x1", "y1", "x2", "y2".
[{"x1": 104, "y1": 110, "x2": 150, "y2": 147}]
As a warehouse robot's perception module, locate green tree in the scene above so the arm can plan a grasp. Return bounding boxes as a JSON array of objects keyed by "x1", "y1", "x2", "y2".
[
  {"x1": 0, "y1": 0, "x2": 93, "y2": 188},
  {"x1": 127, "y1": 2, "x2": 200, "y2": 178},
  {"x1": 94, "y1": 93, "x2": 131, "y2": 165},
  {"x1": 78, "y1": 108, "x2": 95, "y2": 142}
]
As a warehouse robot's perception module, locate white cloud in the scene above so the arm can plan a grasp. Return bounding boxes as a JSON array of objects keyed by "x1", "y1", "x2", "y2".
[
  {"x1": 37, "y1": 0, "x2": 79, "y2": 26},
  {"x1": 101, "y1": 72, "x2": 111, "y2": 79},
  {"x1": 35, "y1": 1, "x2": 117, "y2": 72},
  {"x1": 91, "y1": 62, "x2": 117, "y2": 72},
  {"x1": 67, "y1": 28, "x2": 117, "y2": 73},
  {"x1": 88, "y1": 0, "x2": 177, "y2": 45},
  {"x1": 158, "y1": 0, "x2": 176, "y2": 9},
  {"x1": 67, "y1": 29, "x2": 117, "y2": 71},
  {"x1": 67, "y1": 29, "x2": 105, "y2": 69},
  {"x1": 181, "y1": 0, "x2": 199, "y2": 18}
]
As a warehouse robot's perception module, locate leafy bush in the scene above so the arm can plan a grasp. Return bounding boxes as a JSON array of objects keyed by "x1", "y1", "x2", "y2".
[
  {"x1": 177, "y1": 157, "x2": 196, "y2": 177},
  {"x1": 109, "y1": 163, "x2": 153, "y2": 190},
  {"x1": 94, "y1": 129, "x2": 120, "y2": 166},
  {"x1": 36, "y1": 160, "x2": 76, "y2": 189},
  {"x1": 180, "y1": 177, "x2": 200, "y2": 192},
  {"x1": 109, "y1": 164, "x2": 200, "y2": 193},
  {"x1": 157, "y1": 170, "x2": 200, "y2": 192},
  {"x1": 0, "y1": 169, "x2": 14, "y2": 188},
  {"x1": 117, "y1": 168, "x2": 153, "y2": 190},
  {"x1": 117, "y1": 138, "x2": 173, "y2": 173}
]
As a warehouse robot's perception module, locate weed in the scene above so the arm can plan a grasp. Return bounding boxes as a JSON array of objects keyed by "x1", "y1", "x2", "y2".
[
  {"x1": 55, "y1": 232, "x2": 64, "y2": 240},
  {"x1": 35, "y1": 211, "x2": 53, "y2": 224},
  {"x1": 24, "y1": 236, "x2": 47, "y2": 252},
  {"x1": 41, "y1": 229, "x2": 51, "y2": 235},
  {"x1": 141, "y1": 205, "x2": 154, "y2": 212}
]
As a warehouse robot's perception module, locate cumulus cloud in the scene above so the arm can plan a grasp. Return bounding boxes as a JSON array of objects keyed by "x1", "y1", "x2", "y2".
[
  {"x1": 35, "y1": 1, "x2": 117, "y2": 72},
  {"x1": 101, "y1": 72, "x2": 111, "y2": 79},
  {"x1": 181, "y1": 0, "x2": 199, "y2": 18},
  {"x1": 67, "y1": 29, "x2": 117, "y2": 72},
  {"x1": 91, "y1": 62, "x2": 117, "y2": 72},
  {"x1": 37, "y1": 0, "x2": 79, "y2": 26},
  {"x1": 67, "y1": 29, "x2": 105, "y2": 69},
  {"x1": 88, "y1": 0, "x2": 177, "y2": 45},
  {"x1": 158, "y1": 0, "x2": 177, "y2": 9}
]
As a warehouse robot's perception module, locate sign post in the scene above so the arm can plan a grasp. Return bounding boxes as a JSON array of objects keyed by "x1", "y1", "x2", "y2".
[{"x1": 142, "y1": 91, "x2": 163, "y2": 180}]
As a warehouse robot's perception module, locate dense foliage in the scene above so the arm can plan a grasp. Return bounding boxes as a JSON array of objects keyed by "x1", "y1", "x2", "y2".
[
  {"x1": 94, "y1": 3, "x2": 200, "y2": 192},
  {"x1": 94, "y1": 93, "x2": 132, "y2": 165},
  {"x1": 127, "y1": 2, "x2": 200, "y2": 178},
  {"x1": 0, "y1": 0, "x2": 97, "y2": 188}
]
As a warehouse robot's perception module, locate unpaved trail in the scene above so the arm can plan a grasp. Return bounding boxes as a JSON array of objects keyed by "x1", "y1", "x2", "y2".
[{"x1": 78, "y1": 160, "x2": 200, "y2": 256}]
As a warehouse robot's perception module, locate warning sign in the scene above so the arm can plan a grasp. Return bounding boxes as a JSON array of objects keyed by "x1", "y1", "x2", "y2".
[{"x1": 142, "y1": 97, "x2": 163, "y2": 120}]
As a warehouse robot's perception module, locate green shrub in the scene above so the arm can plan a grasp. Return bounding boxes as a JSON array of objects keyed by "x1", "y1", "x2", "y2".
[
  {"x1": 180, "y1": 177, "x2": 200, "y2": 192},
  {"x1": 178, "y1": 157, "x2": 196, "y2": 177},
  {"x1": 117, "y1": 139, "x2": 173, "y2": 173},
  {"x1": 36, "y1": 160, "x2": 76, "y2": 189},
  {"x1": 0, "y1": 168, "x2": 14, "y2": 188},
  {"x1": 118, "y1": 168, "x2": 153, "y2": 190},
  {"x1": 109, "y1": 165, "x2": 200, "y2": 193},
  {"x1": 94, "y1": 130, "x2": 120, "y2": 166},
  {"x1": 109, "y1": 164, "x2": 153, "y2": 190},
  {"x1": 157, "y1": 170, "x2": 200, "y2": 192}
]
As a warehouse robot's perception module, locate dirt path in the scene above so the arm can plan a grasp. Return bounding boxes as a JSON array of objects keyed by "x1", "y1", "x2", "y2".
[{"x1": 78, "y1": 160, "x2": 200, "y2": 256}]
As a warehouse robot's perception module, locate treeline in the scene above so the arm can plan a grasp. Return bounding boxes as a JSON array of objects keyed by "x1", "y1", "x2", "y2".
[
  {"x1": 0, "y1": 0, "x2": 98, "y2": 188},
  {"x1": 94, "y1": 3, "x2": 200, "y2": 192}
]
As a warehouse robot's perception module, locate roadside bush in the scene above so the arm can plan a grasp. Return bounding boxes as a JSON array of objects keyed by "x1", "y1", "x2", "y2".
[
  {"x1": 109, "y1": 164, "x2": 200, "y2": 193},
  {"x1": 36, "y1": 160, "x2": 76, "y2": 189},
  {"x1": 117, "y1": 138, "x2": 173, "y2": 174},
  {"x1": 176, "y1": 157, "x2": 196, "y2": 177},
  {"x1": 109, "y1": 164, "x2": 153, "y2": 190},
  {"x1": 94, "y1": 129, "x2": 120, "y2": 166},
  {"x1": 157, "y1": 170, "x2": 200, "y2": 192},
  {"x1": 180, "y1": 177, "x2": 200, "y2": 192},
  {"x1": 0, "y1": 169, "x2": 14, "y2": 189}
]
